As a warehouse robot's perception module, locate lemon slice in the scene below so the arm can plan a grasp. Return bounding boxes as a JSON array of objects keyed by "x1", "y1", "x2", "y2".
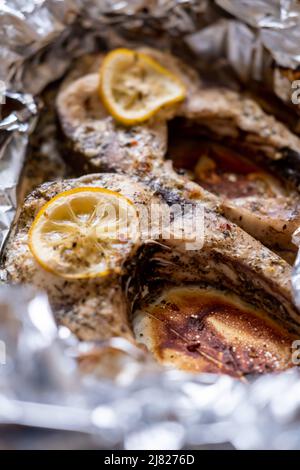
[
  {"x1": 29, "y1": 187, "x2": 139, "y2": 279},
  {"x1": 99, "y1": 48, "x2": 186, "y2": 125}
]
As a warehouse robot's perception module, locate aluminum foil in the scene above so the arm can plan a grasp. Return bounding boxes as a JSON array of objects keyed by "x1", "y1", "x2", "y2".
[
  {"x1": 2, "y1": 0, "x2": 300, "y2": 450},
  {"x1": 0, "y1": 91, "x2": 37, "y2": 253},
  {"x1": 186, "y1": 1, "x2": 300, "y2": 108},
  {"x1": 2, "y1": 284, "x2": 300, "y2": 450}
]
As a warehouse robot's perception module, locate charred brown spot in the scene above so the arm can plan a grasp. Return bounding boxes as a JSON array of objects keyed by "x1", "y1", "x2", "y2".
[{"x1": 142, "y1": 287, "x2": 295, "y2": 377}]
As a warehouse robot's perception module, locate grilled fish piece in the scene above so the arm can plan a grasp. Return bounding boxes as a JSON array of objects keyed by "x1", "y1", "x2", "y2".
[
  {"x1": 141, "y1": 47, "x2": 300, "y2": 160},
  {"x1": 56, "y1": 48, "x2": 300, "y2": 174},
  {"x1": 56, "y1": 57, "x2": 167, "y2": 174},
  {"x1": 133, "y1": 285, "x2": 296, "y2": 376},
  {"x1": 3, "y1": 174, "x2": 157, "y2": 341},
  {"x1": 4, "y1": 173, "x2": 300, "y2": 377},
  {"x1": 131, "y1": 173, "x2": 300, "y2": 333},
  {"x1": 130, "y1": 197, "x2": 300, "y2": 376},
  {"x1": 169, "y1": 136, "x2": 300, "y2": 263},
  {"x1": 56, "y1": 48, "x2": 300, "y2": 260}
]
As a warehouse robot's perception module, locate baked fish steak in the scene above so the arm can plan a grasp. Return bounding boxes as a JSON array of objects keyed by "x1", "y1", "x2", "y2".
[
  {"x1": 4, "y1": 47, "x2": 300, "y2": 377},
  {"x1": 56, "y1": 48, "x2": 300, "y2": 262},
  {"x1": 3, "y1": 173, "x2": 300, "y2": 376}
]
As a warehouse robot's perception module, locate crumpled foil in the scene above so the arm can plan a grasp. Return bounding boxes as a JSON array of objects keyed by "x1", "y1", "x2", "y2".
[
  {"x1": 2, "y1": 0, "x2": 300, "y2": 450},
  {"x1": 0, "y1": 91, "x2": 37, "y2": 253},
  {"x1": 2, "y1": 284, "x2": 300, "y2": 450}
]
